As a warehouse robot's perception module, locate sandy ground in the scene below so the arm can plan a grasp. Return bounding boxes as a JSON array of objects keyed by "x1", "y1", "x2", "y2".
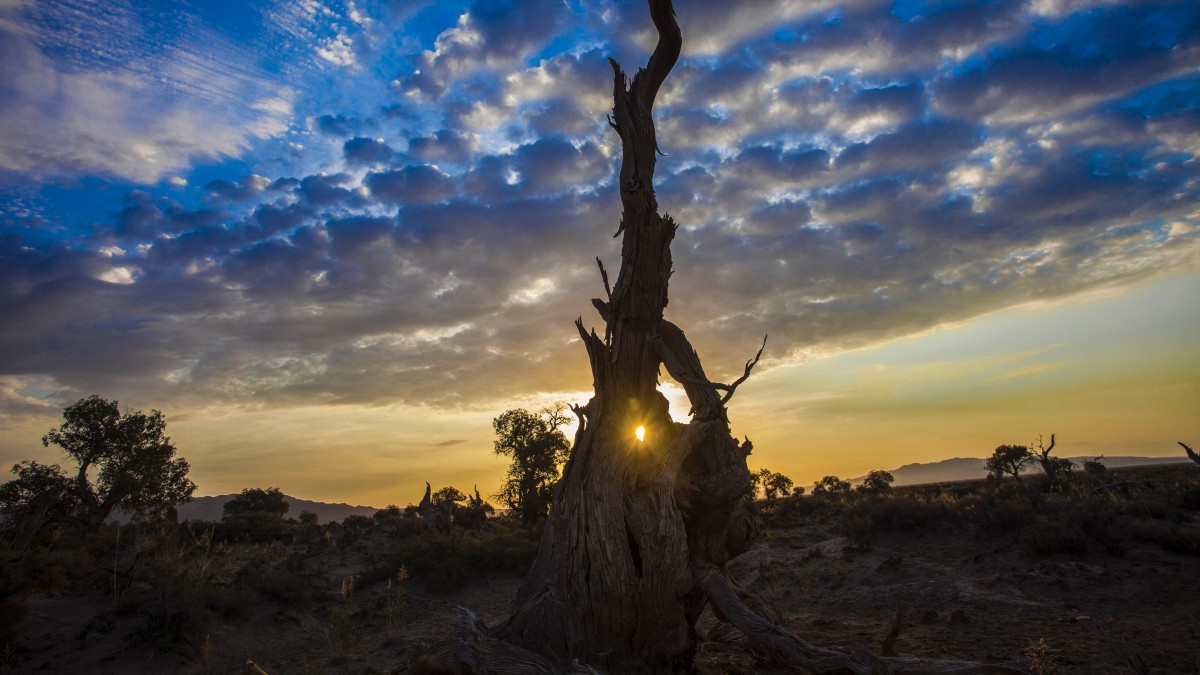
[{"x1": 6, "y1": 502, "x2": 1199, "y2": 674}]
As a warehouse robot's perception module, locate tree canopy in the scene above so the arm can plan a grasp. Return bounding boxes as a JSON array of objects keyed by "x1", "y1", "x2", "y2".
[
  {"x1": 858, "y1": 469, "x2": 895, "y2": 493},
  {"x1": 492, "y1": 406, "x2": 571, "y2": 524},
  {"x1": 223, "y1": 487, "x2": 290, "y2": 520},
  {"x1": 754, "y1": 468, "x2": 794, "y2": 500},
  {"x1": 0, "y1": 460, "x2": 76, "y2": 523},
  {"x1": 986, "y1": 444, "x2": 1033, "y2": 481},
  {"x1": 39, "y1": 395, "x2": 194, "y2": 523},
  {"x1": 812, "y1": 475, "x2": 852, "y2": 496}
]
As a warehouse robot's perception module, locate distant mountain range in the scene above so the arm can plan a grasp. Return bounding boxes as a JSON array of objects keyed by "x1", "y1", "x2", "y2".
[
  {"x1": 176, "y1": 494, "x2": 378, "y2": 524},
  {"x1": 855, "y1": 455, "x2": 1194, "y2": 487}
]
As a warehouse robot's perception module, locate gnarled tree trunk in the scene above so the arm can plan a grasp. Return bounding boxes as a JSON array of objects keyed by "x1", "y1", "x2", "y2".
[
  {"x1": 413, "y1": 3, "x2": 1026, "y2": 673},
  {"x1": 493, "y1": 2, "x2": 750, "y2": 669}
]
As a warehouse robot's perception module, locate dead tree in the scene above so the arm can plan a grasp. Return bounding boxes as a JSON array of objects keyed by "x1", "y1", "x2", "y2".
[
  {"x1": 413, "y1": 2, "x2": 1025, "y2": 673},
  {"x1": 1082, "y1": 454, "x2": 1107, "y2": 475},
  {"x1": 1032, "y1": 433, "x2": 1072, "y2": 486},
  {"x1": 1181, "y1": 441, "x2": 1200, "y2": 466}
]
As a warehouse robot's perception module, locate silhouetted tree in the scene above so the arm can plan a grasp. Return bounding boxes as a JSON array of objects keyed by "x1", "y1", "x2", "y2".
[
  {"x1": 756, "y1": 468, "x2": 794, "y2": 499},
  {"x1": 858, "y1": 469, "x2": 895, "y2": 493},
  {"x1": 0, "y1": 460, "x2": 75, "y2": 521},
  {"x1": 298, "y1": 510, "x2": 319, "y2": 526},
  {"x1": 414, "y1": 3, "x2": 1013, "y2": 671},
  {"x1": 492, "y1": 406, "x2": 570, "y2": 524},
  {"x1": 455, "y1": 486, "x2": 496, "y2": 529},
  {"x1": 430, "y1": 486, "x2": 466, "y2": 506},
  {"x1": 222, "y1": 487, "x2": 290, "y2": 541},
  {"x1": 0, "y1": 460, "x2": 78, "y2": 554},
  {"x1": 41, "y1": 395, "x2": 195, "y2": 525},
  {"x1": 1082, "y1": 455, "x2": 1107, "y2": 475},
  {"x1": 812, "y1": 475, "x2": 852, "y2": 496},
  {"x1": 223, "y1": 487, "x2": 289, "y2": 520},
  {"x1": 986, "y1": 444, "x2": 1033, "y2": 480},
  {"x1": 1031, "y1": 434, "x2": 1072, "y2": 487}
]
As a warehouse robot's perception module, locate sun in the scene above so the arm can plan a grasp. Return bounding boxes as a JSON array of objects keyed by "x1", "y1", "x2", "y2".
[{"x1": 635, "y1": 425, "x2": 645, "y2": 442}]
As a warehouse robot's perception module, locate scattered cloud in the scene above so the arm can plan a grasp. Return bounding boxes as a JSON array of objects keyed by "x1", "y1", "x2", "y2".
[{"x1": 0, "y1": 0, "x2": 1197, "y2": 426}]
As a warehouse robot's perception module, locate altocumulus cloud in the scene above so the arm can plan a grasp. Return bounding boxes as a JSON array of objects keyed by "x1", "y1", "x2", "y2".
[{"x1": 0, "y1": 0, "x2": 1197, "y2": 421}]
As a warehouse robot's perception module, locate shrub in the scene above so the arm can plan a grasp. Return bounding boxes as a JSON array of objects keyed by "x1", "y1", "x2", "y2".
[
  {"x1": 812, "y1": 476, "x2": 851, "y2": 497},
  {"x1": 362, "y1": 520, "x2": 541, "y2": 592}
]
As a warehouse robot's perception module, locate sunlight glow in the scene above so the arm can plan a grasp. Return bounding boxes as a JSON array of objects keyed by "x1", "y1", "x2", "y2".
[{"x1": 635, "y1": 426, "x2": 645, "y2": 442}]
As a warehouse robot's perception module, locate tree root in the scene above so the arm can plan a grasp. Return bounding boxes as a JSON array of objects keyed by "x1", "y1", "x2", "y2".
[{"x1": 409, "y1": 585, "x2": 1029, "y2": 675}]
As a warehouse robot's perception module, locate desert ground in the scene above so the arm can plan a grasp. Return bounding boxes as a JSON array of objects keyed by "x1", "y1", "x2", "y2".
[{"x1": 3, "y1": 464, "x2": 1198, "y2": 674}]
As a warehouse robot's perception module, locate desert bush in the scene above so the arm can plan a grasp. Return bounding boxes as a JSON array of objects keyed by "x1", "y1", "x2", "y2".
[
  {"x1": 1021, "y1": 514, "x2": 1090, "y2": 556},
  {"x1": 959, "y1": 487, "x2": 1035, "y2": 534},
  {"x1": 1082, "y1": 456, "x2": 1107, "y2": 476},
  {"x1": 215, "y1": 512, "x2": 293, "y2": 543},
  {"x1": 107, "y1": 522, "x2": 249, "y2": 661},
  {"x1": 1179, "y1": 484, "x2": 1200, "y2": 510},
  {"x1": 1126, "y1": 517, "x2": 1200, "y2": 555},
  {"x1": 325, "y1": 576, "x2": 360, "y2": 657},
  {"x1": 240, "y1": 559, "x2": 315, "y2": 610},
  {"x1": 342, "y1": 514, "x2": 374, "y2": 531},
  {"x1": 844, "y1": 493, "x2": 959, "y2": 536},
  {"x1": 362, "y1": 519, "x2": 541, "y2": 592}
]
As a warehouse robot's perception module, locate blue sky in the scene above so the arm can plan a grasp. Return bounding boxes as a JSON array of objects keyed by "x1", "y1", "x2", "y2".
[{"x1": 1, "y1": 0, "x2": 1198, "y2": 504}]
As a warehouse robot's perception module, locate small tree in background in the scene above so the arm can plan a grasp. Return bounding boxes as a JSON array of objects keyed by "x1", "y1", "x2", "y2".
[
  {"x1": 756, "y1": 469, "x2": 794, "y2": 500},
  {"x1": 986, "y1": 444, "x2": 1033, "y2": 481},
  {"x1": 223, "y1": 487, "x2": 289, "y2": 519},
  {"x1": 432, "y1": 486, "x2": 468, "y2": 506},
  {"x1": 41, "y1": 395, "x2": 195, "y2": 524},
  {"x1": 1030, "y1": 434, "x2": 1072, "y2": 487},
  {"x1": 1082, "y1": 455, "x2": 1107, "y2": 475},
  {"x1": 812, "y1": 475, "x2": 852, "y2": 497},
  {"x1": 0, "y1": 461, "x2": 76, "y2": 521},
  {"x1": 222, "y1": 487, "x2": 290, "y2": 541},
  {"x1": 858, "y1": 469, "x2": 895, "y2": 493},
  {"x1": 493, "y1": 406, "x2": 571, "y2": 524},
  {"x1": 0, "y1": 460, "x2": 79, "y2": 552},
  {"x1": 456, "y1": 486, "x2": 496, "y2": 529}
]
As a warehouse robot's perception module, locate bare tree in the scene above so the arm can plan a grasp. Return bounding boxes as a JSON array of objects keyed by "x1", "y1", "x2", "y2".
[
  {"x1": 1181, "y1": 441, "x2": 1200, "y2": 466},
  {"x1": 413, "y1": 3, "x2": 1023, "y2": 672},
  {"x1": 1031, "y1": 434, "x2": 1072, "y2": 486}
]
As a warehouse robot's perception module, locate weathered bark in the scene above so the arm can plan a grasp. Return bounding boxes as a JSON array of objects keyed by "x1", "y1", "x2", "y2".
[
  {"x1": 488, "y1": 4, "x2": 757, "y2": 670},
  {"x1": 1180, "y1": 441, "x2": 1200, "y2": 466},
  {"x1": 416, "y1": 2, "x2": 1032, "y2": 673}
]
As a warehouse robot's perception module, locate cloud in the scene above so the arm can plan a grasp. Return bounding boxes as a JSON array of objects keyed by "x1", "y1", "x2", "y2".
[
  {"x1": 0, "y1": 2, "x2": 297, "y2": 183},
  {"x1": 205, "y1": 175, "x2": 272, "y2": 203},
  {"x1": 366, "y1": 165, "x2": 456, "y2": 205},
  {"x1": 343, "y1": 137, "x2": 395, "y2": 166},
  {"x1": 0, "y1": 0, "x2": 1197, "y2": 425}
]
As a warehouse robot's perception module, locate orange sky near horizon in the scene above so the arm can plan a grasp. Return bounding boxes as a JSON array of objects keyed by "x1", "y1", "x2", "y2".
[{"x1": 4, "y1": 270, "x2": 1195, "y2": 509}]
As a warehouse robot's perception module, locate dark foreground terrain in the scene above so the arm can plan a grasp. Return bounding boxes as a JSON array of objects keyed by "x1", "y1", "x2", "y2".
[{"x1": 3, "y1": 465, "x2": 1198, "y2": 674}]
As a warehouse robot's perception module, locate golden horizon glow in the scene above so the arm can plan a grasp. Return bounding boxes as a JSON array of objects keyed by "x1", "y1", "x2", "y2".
[{"x1": 0, "y1": 273, "x2": 1196, "y2": 509}]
